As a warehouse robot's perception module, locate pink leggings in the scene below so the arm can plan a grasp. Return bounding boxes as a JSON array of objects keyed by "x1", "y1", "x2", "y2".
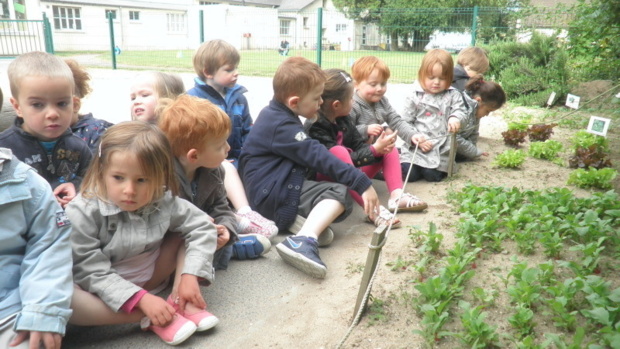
[{"x1": 317, "y1": 146, "x2": 403, "y2": 206}]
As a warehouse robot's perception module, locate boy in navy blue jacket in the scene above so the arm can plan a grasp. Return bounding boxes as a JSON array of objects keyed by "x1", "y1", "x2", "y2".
[
  {"x1": 239, "y1": 57, "x2": 380, "y2": 279},
  {"x1": 188, "y1": 39, "x2": 278, "y2": 240},
  {"x1": 0, "y1": 51, "x2": 92, "y2": 208}
]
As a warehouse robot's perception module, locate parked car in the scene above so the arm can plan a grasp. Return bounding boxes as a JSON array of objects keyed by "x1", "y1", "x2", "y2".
[{"x1": 424, "y1": 30, "x2": 471, "y2": 53}]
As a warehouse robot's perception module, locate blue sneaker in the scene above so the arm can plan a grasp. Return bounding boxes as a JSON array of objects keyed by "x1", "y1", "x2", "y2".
[
  {"x1": 289, "y1": 215, "x2": 334, "y2": 247},
  {"x1": 275, "y1": 236, "x2": 327, "y2": 278},
  {"x1": 232, "y1": 234, "x2": 271, "y2": 260}
]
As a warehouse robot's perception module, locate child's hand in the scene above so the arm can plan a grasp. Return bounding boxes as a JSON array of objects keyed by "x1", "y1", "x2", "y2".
[
  {"x1": 10, "y1": 331, "x2": 62, "y2": 349},
  {"x1": 361, "y1": 186, "x2": 380, "y2": 220},
  {"x1": 177, "y1": 274, "x2": 206, "y2": 313},
  {"x1": 367, "y1": 124, "x2": 383, "y2": 137},
  {"x1": 373, "y1": 130, "x2": 398, "y2": 155},
  {"x1": 481, "y1": 151, "x2": 489, "y2": 157},
  {"x1": 137, "y1": 293, "x2": 176, "y2": 327},
  {"x1": 53, "y1": 183, "x2": 76, "y2": 208},
  {"x1": 448, "y1": 117, "x2": 461, "y2": 133},
  {"x1": 216, "y1": 225, "x2": 230, "y2": 249}
]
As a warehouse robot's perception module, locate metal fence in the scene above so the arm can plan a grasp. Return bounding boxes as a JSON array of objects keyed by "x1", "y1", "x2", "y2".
[
  {"x1": 1, "y1": 6, "x2": 573, "y2": 83},
  {"x1": 0, "y1": 13, "x2": 53, "y2": 56}
]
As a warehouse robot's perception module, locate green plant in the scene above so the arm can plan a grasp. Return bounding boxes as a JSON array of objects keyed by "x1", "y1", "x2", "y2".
[
  {"x1": 471, "y1": 287, "x2": 498, "y2": 308},
  {"x1": 386, "y1": 256, "x2": 414, "y2": 272},
  {"x1": 366, "y1": 296, "x2": 388, "y2": 326},
  {"x1": 567, "y1": 168, "x2": 618, "y2": 189},
  {"x1": 508, "y1": 305, "x2": 535, "y2": 339},
  {"x1": 570, "y1": 130, "x2": 609, "y2": 153},
  {"x1": 529, "y1": 139, "x2": 563, "y2": 161},
  {"x1": 413, "y1": 303, "x2": 451, "y2": 347},
  {"x1": 493, "y1": 149, "x2": 526, "y2": 168},
  {"x1": 409, "y1": 222, "x2": 443, "y2": 254},
  {"x1": 455, "y1": 301, "x2": 500, "y2": 348}
]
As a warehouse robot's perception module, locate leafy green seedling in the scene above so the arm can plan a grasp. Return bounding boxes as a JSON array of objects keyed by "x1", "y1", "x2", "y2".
[
  {"x1": 455, "y1": 301, "x2": 499, "y2": 348},
  {"x1": 493, "y1": 149, "x2": 526, "y2": 168},
  {"x1": 529, "y1": 139, "x2": 563, "y2": 161},
  {"x1": 567, "y1": 168, "x2": 617, "y2": 190}
]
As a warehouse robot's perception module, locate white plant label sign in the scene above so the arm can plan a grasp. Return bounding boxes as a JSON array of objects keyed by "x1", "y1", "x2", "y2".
[
  {"x1": 565, "y1": 94, "x2": 580, "y2": 109},
  {"x1": 586, "y1": 116, "x2": 611, "y2": 137},
  {"x1": 546, "y1": 91, "x2": 556, "y2": 106}
]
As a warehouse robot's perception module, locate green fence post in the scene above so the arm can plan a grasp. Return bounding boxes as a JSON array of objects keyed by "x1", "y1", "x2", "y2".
[
  {"x1": 316, "y1": 7, "x2": 322, "y2": 66},
  {"x1": 471, "y1": 6, "x2": 478, "y2": 46},
  {"x1": 108, "y1": 12, "x2": 116, "y2": 70},
  {"x1": 199, "y1": 10, "x2": 204, "y2": 44},
  {"x1": 42, "y1": 12, "x2": 54, "y2": 54}
]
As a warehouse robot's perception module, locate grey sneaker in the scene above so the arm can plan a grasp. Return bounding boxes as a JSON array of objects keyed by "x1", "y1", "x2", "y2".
[
  {"x1": 275, "y1": 236, "x2": 327, "y2": 278},
  {"x1": 288, "y1": 215, "x2": 334, "y2": 247}
]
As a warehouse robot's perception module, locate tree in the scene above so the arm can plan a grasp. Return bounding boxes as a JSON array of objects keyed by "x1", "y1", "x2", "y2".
[
  {"x1": 567, "y1": 0, "x2": 620, "y2": 80},
  {"x1": 333, "y1": 0, "x2": 526, "y2": 51}
]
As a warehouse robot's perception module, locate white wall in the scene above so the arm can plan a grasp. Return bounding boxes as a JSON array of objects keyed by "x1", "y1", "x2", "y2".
[{"x1": 201, "y1": 5, "x2": 279, "y2": 50}]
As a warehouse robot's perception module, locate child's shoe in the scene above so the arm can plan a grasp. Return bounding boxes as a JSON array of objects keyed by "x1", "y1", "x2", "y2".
[
  {"x1": 166, "y1": 295, "x2": 219, "y2": 332},
  {"x1": 140, "y1": 314, "x2": 196, "y2": 345},
  {"x1": 232, "y1": 234, "x2": 271, "y2": 260},
  {"x1": 388, "y1": 193, "x2": 428, "y2": 212},
  {"x1": 237, "y1": 211, "x2": 279, "y2": 239},
  {"x1": 289, "y1": 214, "x2": 334, "y2": 247},
  {"x1": 276, "y1": 236, "x2": 327, "y2": 279},
  {"x1": 367, "y1": 205, "x2": 402, "y2": 228}
]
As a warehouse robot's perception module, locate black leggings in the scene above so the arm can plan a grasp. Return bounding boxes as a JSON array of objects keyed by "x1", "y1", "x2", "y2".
[{"x1": 401, "y1": 162, "x2": 446, "y2": 182}]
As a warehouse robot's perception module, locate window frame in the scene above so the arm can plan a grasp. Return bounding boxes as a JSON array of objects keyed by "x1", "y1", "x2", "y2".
[
  {"x1": 129, "y1": 10, "x2": 140, "y2": 21},
  {"x1": 52, "y1": 5, "x2": 82, "y2": 31},
  {"x1": 279, "y1": 19, "x2": 290, "y2": 36},
  {"x1": 166, "y1": 12, "x2": 186, "y2": 33}
]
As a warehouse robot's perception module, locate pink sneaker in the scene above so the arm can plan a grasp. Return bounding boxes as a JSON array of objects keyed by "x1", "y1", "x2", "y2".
[
  {"x1": 140, "y1": 314, "x2": 196, "y2": 345},
  {"x1": 167, "y1": 295, "x2": 219, "y2": 332},
  {"x1": 237, "y1": 211, "x2": 279, "y2": 240}
]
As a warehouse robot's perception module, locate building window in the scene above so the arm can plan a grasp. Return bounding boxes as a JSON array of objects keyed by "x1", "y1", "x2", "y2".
[
  {"x1": 105, "y1": 9, "x2": 116, "y2": 20},
  {"x1": 336, "y1": 23, "x2": 347, "y2": 32},
  {"x1": 199, "y1": 1, "x2": 218, "y2": 4},
  {"x1": 129, "y1": 11, "x2": 140, "y2": 21},
  {"x1": 52, "y1": 6, "x2": 82, "y2": 30},
  {"x1": 280, "y1": 19, "x2": 290, "y2": 36},
  {"x1": 303, "y1": 17, "x2": 308, "y2": 28},
  {"x1": 167, "y1": 13, "x2": 186, "y2": 32}
]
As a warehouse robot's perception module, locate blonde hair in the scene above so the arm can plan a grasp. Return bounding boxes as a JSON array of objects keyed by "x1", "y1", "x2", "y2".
[
  {"x1": 351, "y1": 56, "x2": 390, "y2": 84},
  {"x1": 193, "y1": 39, "x2": 240, "y2": 81},
  {"x1": 456, "y1": 47, "x2": 489, "y2": 74},
  {"x1": 81, "y1": 121, "x2": 178, "y2": 203},
  {"x1": 273, "y1": 57, "x2": 326, "y2": 104},
  {"x1": 418, "y1": 49, "x2": 454, "y2": 92},
  {"x1": 7, "y1": 51, "x2": 74, "y2": 98},
  {"x1": 64, "y1": 58, "x2": 92, "y2": 98},
  {"x1": 158, "y1": 95, "x2": 231, "y2": 158},
  {"x1": 150, "y1": 72, "x2": 185, "y2": 100}
]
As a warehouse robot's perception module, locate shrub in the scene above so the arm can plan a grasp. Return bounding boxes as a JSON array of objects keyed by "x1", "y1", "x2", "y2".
[{"x1": 484, "y1": 33, "x2": 569, "y2": 107}]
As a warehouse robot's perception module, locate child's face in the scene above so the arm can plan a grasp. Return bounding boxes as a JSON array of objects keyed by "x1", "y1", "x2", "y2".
[
  {"x1": 207, "y1": 64, "x2": 238, "y2": 91},
  {"x1": 130, "y1": 75, "x2": 159, "y2": 123},
  {"x1": 293, "y1": 83, "x2": 324, "y2": 119},
  {"x1": 104, "y1": 151, "x2": 153, "y2": 212},
  {"x1": 423, "y1": 63, "x2": 448, "y2": 94},
  {"x1": 355, "y1": 68, "x2": 387, "y2": 104},
  {"x1": 475, "y1": 100, "x2": 498, "y2": 119},
  {"x1": 196, "y1": 133, "x2": 230, "y2": 169},
  {"x1": 11, "y1": 76, "x2": 74, "y2": 141}
]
